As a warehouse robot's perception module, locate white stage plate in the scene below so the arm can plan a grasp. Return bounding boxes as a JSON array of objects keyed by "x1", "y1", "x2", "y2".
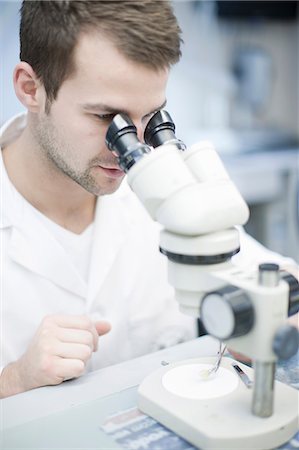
[{"x1": 162, "y1": 363, "x2": 239, "y2": 399}]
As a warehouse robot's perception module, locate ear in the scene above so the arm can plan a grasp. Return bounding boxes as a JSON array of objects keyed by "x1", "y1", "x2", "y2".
[{"x1": 13, "y1": 62, "x2": 45, "y2": 113}]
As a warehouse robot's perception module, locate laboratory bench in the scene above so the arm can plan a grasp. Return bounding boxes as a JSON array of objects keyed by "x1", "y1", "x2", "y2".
[{"x1": 1, "y1": 336, "x2": 298, "y2": 450}]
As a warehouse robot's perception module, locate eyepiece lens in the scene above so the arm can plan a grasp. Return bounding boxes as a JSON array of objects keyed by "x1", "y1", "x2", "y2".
[
  {"x1": 105, "y1": 113, "x2": 151, "y2": 172},
  {"x1": 144, "y1": 110, "x2": 175, "y2": 147},
  {"x1": 105, "y1": 114, "x2": 137, "y2": 151},
  {"x1": 144, "y1": 110, "x2": 185, "y2": 151}
]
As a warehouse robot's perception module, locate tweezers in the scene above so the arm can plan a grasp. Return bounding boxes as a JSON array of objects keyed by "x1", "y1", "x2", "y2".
[{"x1": 232, "y1": 363, "x2": 253, "y2": 388}]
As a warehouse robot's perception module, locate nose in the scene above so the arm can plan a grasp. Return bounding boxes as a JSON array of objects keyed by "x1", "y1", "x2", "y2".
[{"x1": 132, "y1": 118, "x2": 145, "y2": 143}]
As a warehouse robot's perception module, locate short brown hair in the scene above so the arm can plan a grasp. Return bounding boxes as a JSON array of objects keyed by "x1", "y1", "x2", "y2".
[{"x1": 20, "y1": 0, "x2": 182, "y2": 103}]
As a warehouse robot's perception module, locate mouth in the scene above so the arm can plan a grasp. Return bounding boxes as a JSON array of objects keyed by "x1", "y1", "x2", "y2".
[{"x1": 94, "y1": 165, "x2": 125, "y2": 179}]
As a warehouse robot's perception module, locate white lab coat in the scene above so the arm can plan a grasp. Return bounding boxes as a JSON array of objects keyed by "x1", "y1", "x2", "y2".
[
  {"x1": 1, "y1": 114, "x2": 197, "y2": 373},
  {"x1": 1, "y1": 114, "x2": 295, "y2": 374}
]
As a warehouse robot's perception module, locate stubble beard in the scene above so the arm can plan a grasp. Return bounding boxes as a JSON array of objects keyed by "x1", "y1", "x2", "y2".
[{"x1": 31, "y1": 114, "x2": 122, "y2": 196}]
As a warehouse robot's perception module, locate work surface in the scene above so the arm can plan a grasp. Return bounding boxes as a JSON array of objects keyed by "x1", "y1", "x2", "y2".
[{"x1": 1, "y1": 336, "x2": 298, "y2": 449}]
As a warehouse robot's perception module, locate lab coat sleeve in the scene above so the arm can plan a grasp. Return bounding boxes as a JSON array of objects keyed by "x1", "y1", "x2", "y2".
[
  {"x1": 124, "y1": 208, "x2": 198, "y2": 358},
  {"x1": 233, "y1": 226, "x2": 298, "y2": 270},
  {"x1": 127, "y1": 258, "x2": 198, "y2": 357}
]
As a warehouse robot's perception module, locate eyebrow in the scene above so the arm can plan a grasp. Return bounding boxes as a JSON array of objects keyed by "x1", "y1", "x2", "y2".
[{"x1": 81, "y1": 99, "x2": 167, "y2": 117}]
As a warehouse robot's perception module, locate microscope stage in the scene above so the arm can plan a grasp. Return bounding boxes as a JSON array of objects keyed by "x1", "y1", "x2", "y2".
[{"x1": 138, "y1": 357, "x2": 298, "y2": 450}]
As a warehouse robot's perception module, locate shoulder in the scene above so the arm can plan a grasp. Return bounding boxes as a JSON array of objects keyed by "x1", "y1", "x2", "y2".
[
  {"x1": 233, "y1": 226, "x2": 297, "y2": 270},
  {"x1": 0, "y1": 112, "x2": 27, "y2": 148}
]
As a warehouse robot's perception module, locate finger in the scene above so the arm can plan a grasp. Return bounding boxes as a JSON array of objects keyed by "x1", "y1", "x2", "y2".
[
  {"x1": 55, "y1": 357, "x2": 85, "y2": 381},
  {"x1": 56, "y1": 342, "x2": 92, "y2": 363},
  {"x1": 49, "y1": 315, "x2": 99, "y2": 350},
  {"x1": 89, "y1": 323, "x2": 100, "y2": 351},
  {"x1": 57, "y1": 328, "x2": 94, "y2": 349},
  {"x1": 94, "y1": 320, "x2": 111, "y2": 336},
  {"x1": 48, "y1": 314, "x2": 95, "y2": 331},
  {"x1": 91, "y1": 321, "x2": 111, "y2": 352}
]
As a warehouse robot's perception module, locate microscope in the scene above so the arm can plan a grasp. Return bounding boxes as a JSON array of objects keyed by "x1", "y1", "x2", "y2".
[{"x1": 106, "y1": 111, "x2": 299, "y2": 450}]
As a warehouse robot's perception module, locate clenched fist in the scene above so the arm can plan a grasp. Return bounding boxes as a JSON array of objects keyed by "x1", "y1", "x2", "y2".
[{"x1": 0, "y1": 314, "x2": 111, "y2": 398}]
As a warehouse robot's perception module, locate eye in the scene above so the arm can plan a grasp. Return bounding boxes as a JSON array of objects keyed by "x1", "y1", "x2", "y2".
[{"x1": 94, "y1": 113, "x2": 115, "y2": 122}]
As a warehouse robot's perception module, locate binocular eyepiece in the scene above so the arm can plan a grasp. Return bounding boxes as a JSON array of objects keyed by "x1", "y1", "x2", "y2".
[{"x1": 105, "y1": 110, "x2": 185, "y2": 172}]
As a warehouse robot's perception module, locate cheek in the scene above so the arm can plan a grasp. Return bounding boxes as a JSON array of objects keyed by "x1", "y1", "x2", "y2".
[
  {"x1": 84, "y1": 120, "x2": 110, "y2": 156},
  {"x1": 53, "y1": 108, "x2": 107, "y2": 152},
  {"x1": 85, "y1": 119, "x2": 107, "y2": 141}
]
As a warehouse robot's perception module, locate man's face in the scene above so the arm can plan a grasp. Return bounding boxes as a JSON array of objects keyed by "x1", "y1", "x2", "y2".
[{"x1": 33, "y1": 31, "x2": 169, "y2": 196}]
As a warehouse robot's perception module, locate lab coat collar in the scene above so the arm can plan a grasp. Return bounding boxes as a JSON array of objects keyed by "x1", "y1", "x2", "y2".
[
  {"x1": 1, "y1": 153, "x2": 87, "y2": 297},
  {"x1": 3, "y1": 174, "x2": 133, "y2": 300},
  {"x1": 86, "y1": 186, "x2": 134, "y2": 306},
  {"x1": 9, "y1": 220, "x2": 88, "y2": 298}
]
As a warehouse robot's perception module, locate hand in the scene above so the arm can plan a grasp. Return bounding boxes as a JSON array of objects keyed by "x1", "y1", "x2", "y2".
[
  {"x1": 228, "y1": 349, "x2": 252, "y2": 365},
  {"x1": 0, "y1": 314, "x2": 111, "y2": 398}
]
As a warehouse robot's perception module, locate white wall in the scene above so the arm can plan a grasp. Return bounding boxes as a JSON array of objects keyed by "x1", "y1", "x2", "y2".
[
  {"x1": 0, "y1": 1, "x2": 25, "y2": 126},
  {"x1": 167, "y1": 1, "x2": 299, "y2": 141}
]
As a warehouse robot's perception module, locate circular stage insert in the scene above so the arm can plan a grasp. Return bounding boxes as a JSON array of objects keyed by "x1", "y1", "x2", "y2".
[{"x1": 162, "y1": 363, "x2": 239, "y2": 399}]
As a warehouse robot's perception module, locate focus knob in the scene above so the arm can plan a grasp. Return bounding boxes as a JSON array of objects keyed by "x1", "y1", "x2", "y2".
[
  {"x1": 272, "y1": 324, "x2": 299, "y2": 360},
  {"x1": 200, "y1": 285, "x2": 254, "y2": 340},
  {"x1": 280, "y1": 271, "x2": 299, "y2": 316}
]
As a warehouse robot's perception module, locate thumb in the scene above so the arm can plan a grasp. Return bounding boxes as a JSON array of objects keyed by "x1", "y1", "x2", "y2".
[{"x1": 94, "y1": 320, "x2": 111, "y2": 336}]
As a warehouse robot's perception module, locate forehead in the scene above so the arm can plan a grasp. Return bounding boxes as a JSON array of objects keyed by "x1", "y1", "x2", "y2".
[{"x1": 65, "y1": 31, "x2": 169, "y2": 114}]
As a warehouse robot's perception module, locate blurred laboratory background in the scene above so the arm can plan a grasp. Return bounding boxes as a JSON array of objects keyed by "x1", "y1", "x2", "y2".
[{"x1": 1, "y1": 0, "x2": 298, "y2": 261}]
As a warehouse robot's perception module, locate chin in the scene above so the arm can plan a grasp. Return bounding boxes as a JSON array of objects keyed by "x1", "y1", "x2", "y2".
[{"x1": 93, "y1": 178, "x2": 124, "y2": 196}]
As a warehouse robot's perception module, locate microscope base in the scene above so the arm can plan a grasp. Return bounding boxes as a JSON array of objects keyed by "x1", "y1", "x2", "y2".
[{"x1": 138, "y1": 357, "x2": 298, "y2": 450}]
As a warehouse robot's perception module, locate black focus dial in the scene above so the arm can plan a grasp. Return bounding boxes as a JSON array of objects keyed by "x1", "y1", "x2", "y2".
[
  {"x1": 200, "y1": 285, "x2": 254, "y2": 340},
  {"x1": 272, "y1": 324, "x2": 299, "y2": 360},
  {"x1": 281, "y1": 271, "x2": 299, "y2": 317}
]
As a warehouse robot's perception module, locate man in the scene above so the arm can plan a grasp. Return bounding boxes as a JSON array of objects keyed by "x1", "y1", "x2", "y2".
[{"x1": 0, "y1": 0, "x2": 297, "y2": 398}]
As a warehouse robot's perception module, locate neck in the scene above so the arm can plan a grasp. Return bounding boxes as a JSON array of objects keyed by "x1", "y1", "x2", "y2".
[{"x1": 2, "y1": 123, "x2": 96, "y2": 234}]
